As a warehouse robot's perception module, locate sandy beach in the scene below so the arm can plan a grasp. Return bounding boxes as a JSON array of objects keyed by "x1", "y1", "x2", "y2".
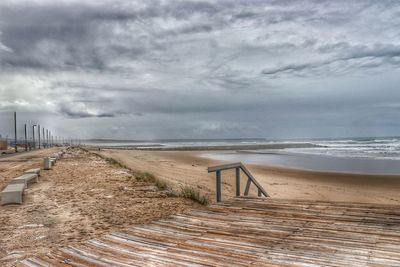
[
  {"x1": 95, "y1": 148, "x2": 400, "y2": 205},
  {"x1": 2, "y1": 146, "x2": 400, "y2": 265},
  {"x1": 0, "y1": 148, "x2": 198, "y2": 266},
  {"x1": 1, "y1": 146, "x2": 400, "y2": 265}
]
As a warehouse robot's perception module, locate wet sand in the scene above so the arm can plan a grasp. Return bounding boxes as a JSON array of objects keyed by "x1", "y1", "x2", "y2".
[
  {"x1": 95, "y1": 149, "x2": 400, "y2": 205},
  {"x1": 203, "y1": 150, "x2": 400, "y2": 175}
]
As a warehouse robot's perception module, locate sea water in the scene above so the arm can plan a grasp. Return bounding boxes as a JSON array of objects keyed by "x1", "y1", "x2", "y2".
[
  {"x1": 86, "y1": 137, "x2": 400, "y2": 175},
  {"x1": 203, "y1": 137, "x2": 400, "y2": 175}
]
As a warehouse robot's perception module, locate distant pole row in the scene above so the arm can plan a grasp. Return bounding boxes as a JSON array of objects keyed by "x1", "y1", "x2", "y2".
[{"x1": 12, "y1": 111, "x2": 80, "y2": 153}]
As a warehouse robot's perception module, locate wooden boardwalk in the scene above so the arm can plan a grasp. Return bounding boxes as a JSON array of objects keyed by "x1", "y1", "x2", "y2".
[{"x1": 21, "y1": 197, "x2": 400, "y2": 266}]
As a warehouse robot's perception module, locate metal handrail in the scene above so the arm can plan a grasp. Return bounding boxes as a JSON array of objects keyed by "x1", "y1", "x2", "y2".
[{"x1": 208, "y1": 162, "x2": 269, "y2": 202}]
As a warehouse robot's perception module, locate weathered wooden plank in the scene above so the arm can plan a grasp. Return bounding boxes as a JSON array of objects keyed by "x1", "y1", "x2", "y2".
[
  {"x1": 20, "y1": 198, "x2": 400, "y2": 266},
  {"x1": 239, "y1": 165, "x2": 269, "y2": 197},
  {"x1": 208, "y1": 162, "x2": 242, "y2": 172}
]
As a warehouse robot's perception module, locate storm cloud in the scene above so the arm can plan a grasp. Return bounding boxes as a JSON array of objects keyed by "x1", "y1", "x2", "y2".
[{"x1": 1, "y1": 0, "x2": 400, "y2": 140}]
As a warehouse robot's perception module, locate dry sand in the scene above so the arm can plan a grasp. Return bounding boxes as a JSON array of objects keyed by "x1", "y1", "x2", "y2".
[
  {"x1": 96, "y1": 149, "x2": 400, "y2": 205},
  {"x1": 0, "y1": 148, "x2": 198, "y2": 266}
]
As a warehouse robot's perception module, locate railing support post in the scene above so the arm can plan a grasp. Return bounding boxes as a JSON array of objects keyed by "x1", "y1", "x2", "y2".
[
  {"x1": 208, "y1": 162, "x2": 269, "y2": 200},
  {"x1": 244, "y1": 178, "x2": 251, "y2": 196},
  {"x1": 216, "y1": 170, "x2": 222, "y2": 202},
  {"x1": 235, "y1": 167, "x2": 240, "y2": 197}
]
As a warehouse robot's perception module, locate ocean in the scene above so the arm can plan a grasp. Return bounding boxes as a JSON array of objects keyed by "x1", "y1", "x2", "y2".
[{"x1": 86, "y1": 137, "x2": 400, "y2": 175}]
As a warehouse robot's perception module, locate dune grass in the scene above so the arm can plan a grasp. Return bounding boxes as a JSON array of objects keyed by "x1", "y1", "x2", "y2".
[
  {"x1": 84, "y1": 148, "x2": 209, "y2": 205},
  {"x1": 179, "y1": 185, "x2": 210, "y2": 205},
  {"x1": 135, "y1": 171, "x2": 168, "y2": 190},
  {"x1": 104, "y1": 157, "x2": 128, "y2": 169}
]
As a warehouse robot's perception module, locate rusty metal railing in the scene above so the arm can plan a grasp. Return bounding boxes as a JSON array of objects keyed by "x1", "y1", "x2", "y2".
[{"x1": 208, "y1": 162, "x2": 269, "y2": 202}]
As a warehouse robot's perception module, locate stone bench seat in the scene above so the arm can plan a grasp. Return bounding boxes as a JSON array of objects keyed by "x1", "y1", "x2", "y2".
[
  {"x1": 1, "y1": 183, "x2": 25, "y2": 205},
  {"x1": 9, "y1": 173, "x2": 39, "y2": 188},
  {"x1": 44, "y1": 157, "x2": 52, "y2": 170},
  {"x1": 24, "y1": 168, "x2": 41, "y2": 176}
]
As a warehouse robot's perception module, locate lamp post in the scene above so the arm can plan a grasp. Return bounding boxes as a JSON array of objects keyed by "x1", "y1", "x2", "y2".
[
  {"x1": 32, "y1": 125, "x2": 37, "y2": 149},
  {"x1": 38, "y1": 125, "x2": 41, "y2": 149},
  {"x1": 43, "y1": 128, "x2": 45, "y2": 148},
  {"x1": 14, "y1": 112, "x2": 17, "y2": 153},
  {"x1": 24, "y1": 124, "x2": 27, "y2": 152}
]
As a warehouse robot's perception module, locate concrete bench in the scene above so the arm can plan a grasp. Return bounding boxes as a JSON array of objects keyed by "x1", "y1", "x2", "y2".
[
  {"x1": 25, "y1": 168, "x2": 41, "y2": 177},
  {"x1": 9, "y1": 173, "x2": 38, "y2": 188},
  {"x1": 44, "y1": 157, "x2": 52, "y2": 170},
  {"x1": 1, "y1": 183, "x2": 25, "y2": 205}
]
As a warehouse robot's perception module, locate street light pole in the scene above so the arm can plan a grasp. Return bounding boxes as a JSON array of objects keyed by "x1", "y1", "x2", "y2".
[
  {"x1": 38, "y1": 125, "x2": 41, "y2": 149},
  {"x1": 32, "y1": 125, "x2": 36, "y2": 149},
  {"x1": 42, "y1": 128, "x2": 44, "y2": 148},
  {"x1": 24, "y1": 124, "x2": 27, "y2": 152},
  {"x1": 14, "y1": 112, "x2": 18, "y2": 153}
]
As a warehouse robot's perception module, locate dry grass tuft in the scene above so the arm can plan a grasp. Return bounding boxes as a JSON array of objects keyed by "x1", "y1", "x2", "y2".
[
  {"x1": 179, "y1": 186, "x2": 209, "y2": 205},
  {"x1": 135, "y1": 172, "x2": 168, "y2": 190},
  {"x1": 84, "y1": 148, "x2": 209, "y2": 204}
]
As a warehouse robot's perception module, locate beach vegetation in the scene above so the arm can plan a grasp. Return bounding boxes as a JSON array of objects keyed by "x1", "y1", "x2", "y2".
[
  {"x1": 135, "y1": 172, "x2": 168, "y2": 190},
  {"x1": 179, "y1": 185, "x2": 209, "y2": 205},
  {"x1": 80, "y1": 148, "x2": 208, "y2": 204},
  {"x1": 104, "y1": 157, "x2": 128, "y2": 169},
  {"x1": 88, "y1": 149, "x2": 128, "y2": 169}
]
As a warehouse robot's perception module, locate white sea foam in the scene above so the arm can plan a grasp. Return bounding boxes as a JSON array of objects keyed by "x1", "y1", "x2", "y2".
[{"x1": 291, "y1": 137, "x2": 400, "y2": 160}]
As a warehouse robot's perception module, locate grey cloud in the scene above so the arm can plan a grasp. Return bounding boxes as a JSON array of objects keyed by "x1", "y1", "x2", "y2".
[
  {"x1": 0, "y1": 3, "x2": 147, "y2": 70},
  {"x1": 0, "y1": 1, "x2": 328, "y2": 71},
  {"x1": 261, "y1": 43, "x2": 400, "y2": 76},
  {"x1": 61, "y1": 110, "x2": 116, "y2": 119},
  {"x1": 345, "y1": 44, "x2": 400, "y2": 60},
  {"x1": 1, "y1": 0, "x2": 400, "y2": 139},
  {"x1": 160, "y1": 24, "x2": 214, "y2": 37},
  {"x1": 261, "y1": 62, "x2": 324, "y2": 76},
  {"x1": 59, "y1": 104, "x2": 129, "y2": 119}
]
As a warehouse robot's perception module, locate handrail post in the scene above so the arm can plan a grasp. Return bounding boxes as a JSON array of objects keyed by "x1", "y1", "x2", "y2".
[
  {"x1": 244, "y1": 178, "x2": 251, "y2": 196},
  {"x1": 235, "y1": 167, "x2": 240, "y2": 197},
  {"x1": 208, "y1": 162, "x2": 268, "y2": 201},
  {"x1": 216, "y1": 170, "x2": 222, "y2": 202}
]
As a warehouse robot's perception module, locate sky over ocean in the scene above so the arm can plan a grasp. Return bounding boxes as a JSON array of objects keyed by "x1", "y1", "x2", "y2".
[{"x1": 1, "y1": 0, "x2": 400, "y2": 140}]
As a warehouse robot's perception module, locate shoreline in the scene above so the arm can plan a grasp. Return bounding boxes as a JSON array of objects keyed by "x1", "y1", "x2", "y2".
[
  {"x1": 201, "y1": 150, "x2": 400, "y2": 176},
  {"x1": 86, "y1": 142, "x2": 322, "y2": 151},
  {"x1": 91, "y1": 144, "x2": 400, "y2": 177},
  {"x1": 93, "y1": 149, "x2": 400, "y2": 205}
]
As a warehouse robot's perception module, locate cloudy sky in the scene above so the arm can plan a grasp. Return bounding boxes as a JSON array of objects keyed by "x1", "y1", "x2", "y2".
[{"x1": 1, "y1": 0, "x2": 400, "y2": 140}]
